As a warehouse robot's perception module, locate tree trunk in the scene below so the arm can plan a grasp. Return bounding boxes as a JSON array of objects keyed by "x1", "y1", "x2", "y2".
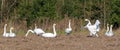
[
  {"x1": 1, "y1": 0, "x2": 6, "y2": 22},
  {"x1": 1, "y1": 0, "x2": 5, "y2": 17},
  {"x1": 83, "y1": 0, "x2": 86, "y2": 18},
  {"x1": 103, "y1": 0, "x2": 106, "y2": 28}
]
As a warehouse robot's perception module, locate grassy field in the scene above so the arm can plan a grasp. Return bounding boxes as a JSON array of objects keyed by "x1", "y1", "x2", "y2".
[
  {"x1": 0, "y1": 29, "x2": 120, "y2": 50},
  {"x1": 0, "y1": 17, "x2": 120, "y2": 50}
]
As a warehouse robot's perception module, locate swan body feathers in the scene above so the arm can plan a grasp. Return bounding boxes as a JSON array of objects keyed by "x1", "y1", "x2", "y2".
[{"x1": 42, "y1": 24, "x2": 57, "y2": 38}]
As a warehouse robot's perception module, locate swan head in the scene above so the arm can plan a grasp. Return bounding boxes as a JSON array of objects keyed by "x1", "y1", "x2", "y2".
[
  {"x1": 53, "y1": 23, "x2": 56, "y2": 26},
  {"x1": 5, "y1": 24, "x2": 7, "y2": 26},
  {"x1": 85, "y1": 19, "x2": 89, "y2": 21},
  {"x1": 110, "y1": 25, "x2": 113, "y2": 28}
]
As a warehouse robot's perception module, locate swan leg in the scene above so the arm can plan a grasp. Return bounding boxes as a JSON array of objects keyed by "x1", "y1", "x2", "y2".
[
  {"x1": 90, "y1": 32, "x2": 93, "y2": 36},
  {"x1": 36, "y1": 34, "x2": 41, "y2": 36},
  {"x1": 95, "y1": 34, "x2": 99, "y2": 37},
  {"x1": 66, "y1": 33, "x2": 70, "y2": 35},
  {"x1": 87, "y1": 32, "x2": 93, "y2": 37}
]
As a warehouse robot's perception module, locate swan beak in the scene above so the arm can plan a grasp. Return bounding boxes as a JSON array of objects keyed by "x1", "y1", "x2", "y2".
[{"x1": 85, "y1": 19, "x2": 88, "y2": 21}]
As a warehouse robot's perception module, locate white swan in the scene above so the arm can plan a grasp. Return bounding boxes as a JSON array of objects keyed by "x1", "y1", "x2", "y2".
[
  {"x1": 85, "y1": 19, "x2": 100, "y2": 37},
  {"x1": 34, "y1": 24, "x2": 45, "y2": 35},
  {"x1": 105, "y1": 24, "x2": 109, "y2": 36},
  {"x1": 94, "y1": 20, "x2": 100, "y2": 32},
  {"x1": 65, "y1": 20, "x2": 72, "y2": 35},
  {"x1": 105, "y1": 24, "x2": 114, "y2": 37},
  {"x1": 3, "y1": 24, "x2": 16, "y2": 37},
  {"x1": 85, "y1": 19, "x2": 100, "y2": 31},
  {"x1": 42, "y1": 23, "x2": 57, "y2": 38},
  {"x1": 3, "y1": 24, "x2": 9, "y2": 37},
  {"x1": 109, "y1": 25, "x2": 114, "y2": 36},
  {"x1": 9, "y1": 27, "x2": 16, "y2": 37},
  {"x1": 25, "y1": 29, "x2": 34, "y2": 37},
  {"x1": 25, "y1": 24, "x2": 45, "y2": 37}
]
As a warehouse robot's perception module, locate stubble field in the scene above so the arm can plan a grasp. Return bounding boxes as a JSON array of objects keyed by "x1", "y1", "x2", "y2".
[{"x1": 0, "y1": 30, "x2": 120, "y2": 50}]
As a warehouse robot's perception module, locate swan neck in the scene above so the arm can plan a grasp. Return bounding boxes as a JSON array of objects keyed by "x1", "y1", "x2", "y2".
[
  {"x1": 86, "y1": 20, "x2": 91, "y2": 27},
  {"x1": 69, "y1": 21, "x2": 71, "y2": 28},
  {"x1": 53, "y1": 25, "x2": 56, "y2": 36},
  {"x1": 106, "y1": 25, "x2": 109, "y2": 32},
  {"x1": 4, "y1": 25, "x2": 7, "y2": 34},
  {"x1": 10, "y1": 28, "x2": 13, "y2": 34},
  {"x1": 88, "y1": 20, "x2": 91, "y2": 25},
  {"x1": 25, "y1": 30, "x2": 30, "y2": 36},
  {"x1": 110, "y1": 25, "x2": 112, "y2": 32},
  {"x1": 25, "y1": 30, "x2": 34, "y2": 36},
  {"x1": 35, "y1": 25, "x2": 37, "y2": 29}
]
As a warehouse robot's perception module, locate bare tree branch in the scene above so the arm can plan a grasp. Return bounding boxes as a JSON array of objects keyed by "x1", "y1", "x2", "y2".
[{"x1": 7, "y1": 0, "x2": 17, "y2": 16}]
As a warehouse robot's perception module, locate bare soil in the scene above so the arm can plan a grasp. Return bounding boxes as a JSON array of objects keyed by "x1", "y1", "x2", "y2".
[{"x1": 0, "y1": 32, "x2": 120, "y2": 50}]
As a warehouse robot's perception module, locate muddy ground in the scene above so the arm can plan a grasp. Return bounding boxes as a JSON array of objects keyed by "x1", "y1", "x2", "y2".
[{"x1": 0, "y1": 32, "x2": 120, "y2": 50}]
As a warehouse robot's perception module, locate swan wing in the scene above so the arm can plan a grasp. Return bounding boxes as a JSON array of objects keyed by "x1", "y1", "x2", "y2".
[
  {"x1": 94, "y1": 20, "x2": 100, "y2": 32},
  {"x1": 108, "y1": 31, "x2": 114, "y2": 37},
  {"x1": 42, "y1": 33, "x2": 55, "y2": 37},
  {"x1": 95, "y1": 20, "x2": 100, "y2": 25},
  {"x1": 3, "y1": 33, "x2": 9, "y2": 37},
  {"x1": 65, "y1": 28, "x2": 72, "y2": 34},
  {"x1": 84, "y1": 22, "x2": 92, "y2": 28},
  {"x1": 105, "y1": 31, "x2": 109, "y2": 36},
  {"x1": 87, "y1": 25, "x2": 97, "y2": 35},
  {"x1": 9, "y1": 33, "x2": 16, "y2": 37},
  {"x1": 34, "y1": 28, "x2": 45, "y2": 34}
]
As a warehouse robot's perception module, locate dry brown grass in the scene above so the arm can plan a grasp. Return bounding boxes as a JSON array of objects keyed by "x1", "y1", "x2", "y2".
[
  {"x1": 0, "y1": 17, "x2": 120, "y2": 50},
  {"x1": 0, "y1": 30, "x2": 120, "y2": 50},
  {"x1": 0, "y1": 17, "x2": 119, "y2": 36}
]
